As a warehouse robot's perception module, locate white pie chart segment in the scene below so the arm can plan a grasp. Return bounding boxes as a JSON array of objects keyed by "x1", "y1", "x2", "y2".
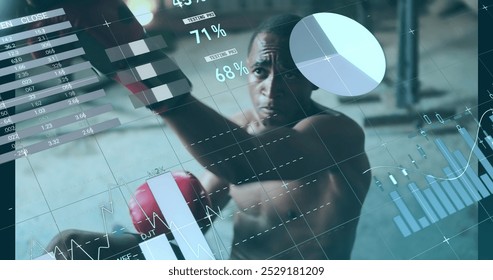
[
  {"x1": 297, "y1": 55, "x2": 380, "y2": 96},
  {"x1": 290, "y1": 13, "x2": 386, "y2": 96}
]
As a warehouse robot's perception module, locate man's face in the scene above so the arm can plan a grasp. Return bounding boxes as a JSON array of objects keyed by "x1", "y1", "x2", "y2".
[{"x1": 247, "y1": 32, "x2": 316, "y2": 127}]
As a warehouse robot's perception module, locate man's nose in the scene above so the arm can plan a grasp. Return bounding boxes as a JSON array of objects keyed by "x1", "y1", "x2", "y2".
[{"x1": 262, "y1": 73, "x2": 284, "y2": 99}]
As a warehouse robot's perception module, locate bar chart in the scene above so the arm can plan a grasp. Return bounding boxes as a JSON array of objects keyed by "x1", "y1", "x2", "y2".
[
  {"x1": 143, "y1": 172, "x2": 215, "y2": 260},
  {"x1": 391, "y1": 114, "x2": 493, "y2": 237},
  {"x1": 104, "y1": 36, "x2": 191, "y2": 109}
]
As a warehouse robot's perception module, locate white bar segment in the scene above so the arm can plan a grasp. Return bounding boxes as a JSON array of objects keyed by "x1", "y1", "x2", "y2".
[
  {"x1": 129, "y1": 40, "x2": 150, "y2": 56},
  {"x1": 135, "y1": 63, "x2": 157, "y2": 80},
  {"x1": 139, "y1": 234, "x2": 177, "y2": 260},
  {"x1": 152, "y1": 84, "x2": 173, "y2": 101},
  {"x1": 34, "y1": 253, "x2": 56, "y2": 260},
  {"x1": 147, "y1": 172, "x2": 215, "y2": 260}
]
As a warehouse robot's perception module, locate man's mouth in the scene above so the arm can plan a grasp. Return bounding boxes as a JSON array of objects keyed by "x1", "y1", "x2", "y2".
[{"x1": 260, "y1": 106, "x2": 281, "y2": 116}]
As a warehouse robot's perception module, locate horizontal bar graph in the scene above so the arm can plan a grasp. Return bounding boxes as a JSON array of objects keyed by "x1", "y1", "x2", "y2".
[
  {"x1": 0, "y1": 10, "x2": 120, "y2": 165},
  {"x1": 105, "y1": 35, "x2": 190, "y2": 110},
  {"x1": 392, "y1": 125, "x2": 493, "y2": 237},
  {"x1": 0, "y1": 104, "x2": 112, "y2": 146},
  {"x1": 0, "y1": 61, "x2": 92, "y2": 94},
  {"x1": 116, "y1": 58, "x2": 179, "y2": 85},
  {"x1": 0, "y1": 34, "x2": 79, "y2": 62},
  {"x1": 129, "y1": 79, "x2": 191, "y2": 108},
  {"x1": 0, "y1": 76, "x2": 99, "y2": 110},
  {"x1": 105, "y1": 35, "x2": 168, "y2": 62},
  {"x1": 0, "y1": 118, "x2": 121, "y2": 164},
  {"x1": 0, "y1": 89, "x2": 105, "y2": 128},
  {"x1": 0, "y1": 47, "x2": 85, "y2": 78},
  {"x1": 0, "y1": 21, "x2": 72, "y2": 45}
]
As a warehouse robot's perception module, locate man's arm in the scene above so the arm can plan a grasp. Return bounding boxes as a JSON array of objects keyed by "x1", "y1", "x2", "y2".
[{"x1": 156, "y1": 96, "x2": 367, "y2": 186}]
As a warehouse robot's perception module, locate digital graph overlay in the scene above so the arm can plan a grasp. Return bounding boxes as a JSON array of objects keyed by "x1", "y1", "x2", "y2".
[
  {"x1": 34, "y1": 172, "x2": 216, "y2": 260},
  {"x1": 379, "y1": 110, "x2": 493, "y2": 237},
  {"x1": 31, "y1": 185, "x2": 116, "y2": 260},
  {"x1": 0, "y1": 8, "x2": 120, "y2": 164}
]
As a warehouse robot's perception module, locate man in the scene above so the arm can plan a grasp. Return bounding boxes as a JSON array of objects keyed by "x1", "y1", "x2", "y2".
[
  {"x1": 157, "y1": 15, "x2": 371, "y2": 259},
  {"x1": 35, "y1": 1, "x2": 370, "y2": 259}
]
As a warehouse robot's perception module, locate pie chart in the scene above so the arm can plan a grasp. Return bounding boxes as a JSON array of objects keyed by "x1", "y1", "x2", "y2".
[{"x1": 289, "y1": 13, "x2": 386, "y2": 96}]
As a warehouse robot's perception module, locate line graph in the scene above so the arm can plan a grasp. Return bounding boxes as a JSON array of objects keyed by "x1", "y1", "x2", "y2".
[{"x1": 32, "y1": 185, "x2": 114, "y2": 260}]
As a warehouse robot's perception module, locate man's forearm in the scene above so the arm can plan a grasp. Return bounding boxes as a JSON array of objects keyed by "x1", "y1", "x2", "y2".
[{"x1": 156, "y1": 94, "x2": 260, "y2": 183}]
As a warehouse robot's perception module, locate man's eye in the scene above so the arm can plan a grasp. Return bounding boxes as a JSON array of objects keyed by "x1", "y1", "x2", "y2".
[
  {"x1": 283, "y1": 71, "x2": 298, "y2": 80},
  {"x1": 253, "y1": 68, "x2": 266, "y2": 77}
]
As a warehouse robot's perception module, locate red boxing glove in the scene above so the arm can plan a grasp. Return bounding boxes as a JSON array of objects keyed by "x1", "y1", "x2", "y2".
[{"x1": 128, "y1": 171, "x2": 212, "y2": 237}]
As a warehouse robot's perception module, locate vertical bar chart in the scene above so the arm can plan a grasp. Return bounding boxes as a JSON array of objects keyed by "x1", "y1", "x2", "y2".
[
  {"x1": 390, "y1": 190, "x2": 421, "y2": 235},
  {"x1": 139, "y1": 234, "x2": 178, "y2": 260},
  {"x1": 393, "y1": 215, "x2": 411, "y2": 237},
  {"x1": 453, "y1": 150, "x2": 490, "y2": 198},
  {"x1": 439, "y1": 180, "x2": 465, "y2": 210},
  {"x1": 461, "y1": 126, "x2": 493, "y2": 180},
  {"x1": 391, "y1": 124, "x2": 493, "y2": 237},
  {"x1": 422, "y1": 188, "x2": 447, "y2": 219},
  {"x1": 443, "y1": 167, "x2": 474, "y2": 206},
  {"x1": 146, "y1": 172, "x2": 215, "y2": 260},
  {"x1": 408, "y1": 182, "x2": 438, "y2": 223},
  {"x1": 425, "y1": 176, "x2": 456, "y2": 215},
  {"x1": 436, "y1": 139, "x2": 481, "y2": 201},
  {"x1": 480, "y1": 174, "x2": 493, "y2": 194}
]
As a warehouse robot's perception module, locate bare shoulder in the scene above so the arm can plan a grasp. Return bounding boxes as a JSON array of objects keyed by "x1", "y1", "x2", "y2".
[
  {"x1": 295, "y1": 109, "x2": 365, "y2": 148},
  {"x1": 295, "y1": 107, "x2": 370, "y2": 197}
]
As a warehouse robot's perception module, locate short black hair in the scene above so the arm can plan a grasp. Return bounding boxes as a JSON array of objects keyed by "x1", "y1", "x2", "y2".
[{"x1": 247, "y1": 14, "x2": 302, "y2": 55}]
